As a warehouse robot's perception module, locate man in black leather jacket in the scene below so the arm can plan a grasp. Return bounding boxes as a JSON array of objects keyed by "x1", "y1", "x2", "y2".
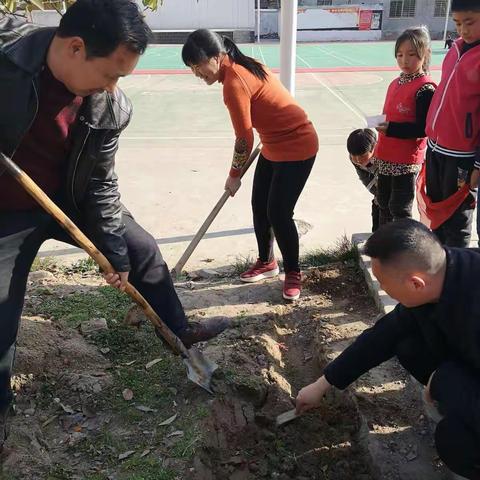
[{"x1": 0, "y1": 0, "x2": 229, "y2": 451}]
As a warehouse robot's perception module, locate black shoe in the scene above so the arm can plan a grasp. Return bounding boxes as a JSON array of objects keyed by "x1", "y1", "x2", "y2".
[{"x1": 156, "y1": 317, "x2": 231, "y2": 349}]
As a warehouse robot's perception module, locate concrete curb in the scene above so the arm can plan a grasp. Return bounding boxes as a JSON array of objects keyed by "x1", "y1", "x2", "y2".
[{"x1": 352, "y1": 233, "x2": 397, "y2": 314}]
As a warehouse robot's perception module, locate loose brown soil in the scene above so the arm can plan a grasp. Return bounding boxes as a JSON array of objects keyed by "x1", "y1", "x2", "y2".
[{"x1": 0, "y1": 261, "x2": 446, "y2": 480}]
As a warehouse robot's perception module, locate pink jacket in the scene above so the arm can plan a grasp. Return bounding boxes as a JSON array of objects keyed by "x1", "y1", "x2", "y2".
[{"x1": 426, "y1": 38, "x2": 480, "y2": 158}]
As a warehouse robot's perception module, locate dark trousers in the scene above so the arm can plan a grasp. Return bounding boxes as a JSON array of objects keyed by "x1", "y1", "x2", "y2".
[
  {"x1": 251, "y1": 154, "x2": 315, "y2": 273},
  {"x1": 0, "y1": 208, "x2": 187, "y2": 411},
  {"x1": 395, "y1": 336, "x2": 480, "y2": 479},
  {"x1": 426, "y1": 147, "x2": 475, "y2": 248},
  {"x1": 353, "y1": 164, "x2": 379, "y2": 232},
  {"x1": 376, "y1": 172, "x2": 416, "y2": 227}
]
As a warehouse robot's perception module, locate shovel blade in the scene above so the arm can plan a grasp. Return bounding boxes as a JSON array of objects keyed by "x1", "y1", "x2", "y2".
[
  {"x1": 276, "y1": 408, "x2": 300, "y2": 427},
  {"x1": 183, "y1": 347, "x2": 218, "y2": 394}
]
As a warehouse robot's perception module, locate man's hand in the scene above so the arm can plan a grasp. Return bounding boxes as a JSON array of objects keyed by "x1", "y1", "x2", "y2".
[
  {"x1": 225, "y1": 175, "x2": 242, "y2": 197},
  {"x1": 375, "y1": 121, "x2": 389, "y2": 134},
  {"x1": 103, "y1": 271, "x2": 129, "y2": 291},
  {"x1": 470, "y1": 168, "x2": 479, "y2": 189},
  {"x1": 296, "y1": 375, "x2": 331, "y2": 414}
]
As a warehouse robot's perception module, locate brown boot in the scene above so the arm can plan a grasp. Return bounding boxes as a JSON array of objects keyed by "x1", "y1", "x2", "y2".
[{"x1": 156, "y1": 317, "x2": 231, "y2": 349}]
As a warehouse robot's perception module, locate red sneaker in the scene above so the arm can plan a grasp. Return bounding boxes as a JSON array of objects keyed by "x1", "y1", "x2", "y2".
[
  {"x1": 240, "y1": 259, "x2": 279, "y2": 283},
  {"x1": 283, "y1": 271, "x2": 302, "y2": 300}
]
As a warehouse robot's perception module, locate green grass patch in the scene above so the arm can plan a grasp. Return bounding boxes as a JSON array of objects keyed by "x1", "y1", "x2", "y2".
[
  {"x1": 170, "y1": 426, "x2": 202, "y2": 459},
  {"x1": 230, "y1": 236, "x2": 357, "y2": 273},
  {"x1": 30, "y1": 276, "x2": 208, "y2": 479},
  {"x1": 63, "y1": 256, "x2": 99, "y2": 274},
  {"x1": 38, "y1": 286, "x2": 132, "y2": 327},
  {"x1": 46, "y1": 464, "x2": 75, "y2": 480},
  {"x1": 31, "y1": 255, "x2": 99, "y2": 275},
  {"x1": 300, "y1": 236, "x2": 358, "y2": 268},
  {"x1": 230, "y1": 254, "x2": 255, "y2": 276},
  {"x1": 119, "y1": 457, "x2": 175, "y2": 480},
  {"x1": 167, "y1": 407, "x2": 207, "y2": 460},
  {"x1": 31, "y1": 256, "x2": 59, "y2": 272},
  {"x1": 111, "y1": 355, "x2": 182, "y2": 413}
]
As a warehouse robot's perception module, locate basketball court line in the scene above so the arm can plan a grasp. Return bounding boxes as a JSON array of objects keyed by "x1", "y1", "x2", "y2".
[
  {"x1": 295, "y1": 53, "x2": 367, "y2": 125},
  {"x1": 132, "y1": 65, "x2": 441, "y2": 75}
]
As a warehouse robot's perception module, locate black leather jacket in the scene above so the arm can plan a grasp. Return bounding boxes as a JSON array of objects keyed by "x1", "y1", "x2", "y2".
[{"x1": 0, "y1": 16, "x2": 133, "y2": 271}]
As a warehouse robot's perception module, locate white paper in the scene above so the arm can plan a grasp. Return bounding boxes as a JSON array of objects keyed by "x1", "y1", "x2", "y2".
[{"x1": 366, "y1": 114, "x2": 386, "y2": 128}]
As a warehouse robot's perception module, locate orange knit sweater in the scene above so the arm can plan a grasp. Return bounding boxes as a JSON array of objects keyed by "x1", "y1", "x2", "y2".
[{"x1": 219, "y1": 56, "x2": 318, "y2": 163}]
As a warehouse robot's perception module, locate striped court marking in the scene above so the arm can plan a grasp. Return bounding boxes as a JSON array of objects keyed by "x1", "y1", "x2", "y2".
[
  {"x1": 257, "y1": 44, "x2": 267, "y2": 66},
  {"x1": 313, "y1": 44, "x2": 359, "y2": 67},
  {"x1": 296, "y1": 53, "x2": 366, "y2": 125},
  {"x1": 133, "y1": 65, "x2": 441, "y2": 75}
]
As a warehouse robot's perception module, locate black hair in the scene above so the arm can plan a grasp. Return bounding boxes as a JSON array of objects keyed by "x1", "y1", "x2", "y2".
[
  {"x1": 57, "y1": 0, "x2": 152, "y2": 58},
  {"x1": 346, "y1": 128, "x2": 377, "y2": 155},
  {"x1": 395, "y1": 26, "x2": 431, "y2": 73},
  {"x1": 364, "y1": 219, "x2": 445, "y2": 274},
  {"x1": 452, "y1": 0, "x2": 480, "y2": 12},
  {"x1": 182, "y1": 29, "x2": 267, "y2": 81}
]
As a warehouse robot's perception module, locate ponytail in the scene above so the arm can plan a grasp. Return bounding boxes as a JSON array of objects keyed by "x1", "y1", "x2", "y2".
[
  {"x1": 222, "y1": 36, "x2": 267, "y2": 81},
  {"x1": 182, "y1": 29, "x2": 267, "y2": 81}
]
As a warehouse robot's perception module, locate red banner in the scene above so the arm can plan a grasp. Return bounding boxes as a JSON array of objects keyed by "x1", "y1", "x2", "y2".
[{"x1": 358, "y1": 10, "x2": 373, "y2": 30}]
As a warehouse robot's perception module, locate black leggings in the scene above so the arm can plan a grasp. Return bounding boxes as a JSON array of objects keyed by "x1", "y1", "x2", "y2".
[
  {"x1": 251, "y1": 154, "x2": 315, "y2": 273},
  {"x1": 395, "y1": 336, "x2": 480, "y2": 479}
]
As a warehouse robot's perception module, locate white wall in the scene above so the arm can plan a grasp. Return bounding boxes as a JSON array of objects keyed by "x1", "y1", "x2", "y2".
[
  {"x1": 258, "y1": 4, "x2": 386, "y2": 41},
  {"x1": 297, "y1": 6, "x2": 361, "y2": 30},
  {"x1": 259, "y1": 9, "x2": 279, "y2": 36},
  {"x1": 297, "y1": 30, "x2": 381, "y2": 41},
  {"x1": 140, "y1": 0, "x2": 255, "y2": 30},
  {"x1": 31, "y1": 1, "x2": 255, "y2": 30}
]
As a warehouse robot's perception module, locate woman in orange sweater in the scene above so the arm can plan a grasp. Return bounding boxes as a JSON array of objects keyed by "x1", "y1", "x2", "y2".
[{"x1": 182, "y1": 29, "x2": 318, "y2": 300}]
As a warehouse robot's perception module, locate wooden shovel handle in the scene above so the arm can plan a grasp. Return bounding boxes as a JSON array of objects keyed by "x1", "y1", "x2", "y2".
[
  {"x1": 0, "y1": 152, "x2": 189, "y2": 358},
  {"x1": 173, "y1": 143, "x2": 262, "y2": 276}
]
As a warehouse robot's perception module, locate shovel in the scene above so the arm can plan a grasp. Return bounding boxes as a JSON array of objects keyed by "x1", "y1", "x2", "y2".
[
  {"x1": 0, "y1": 152, "x2": 218, "y2": 394},
  {"x1": 172, "y1": 143, "x2": 262, "y2": 277},
  {"x1": 276, "y1": 408, "x2": 300, "y2": 427}
]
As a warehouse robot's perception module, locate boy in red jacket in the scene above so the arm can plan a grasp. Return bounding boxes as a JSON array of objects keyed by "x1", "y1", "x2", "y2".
[{"x1": 424, "y1": 0, "x2": 480, "y2": 247}]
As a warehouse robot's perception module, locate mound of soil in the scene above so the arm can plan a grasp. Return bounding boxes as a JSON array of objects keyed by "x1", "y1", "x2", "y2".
[{"x1": 1, "y1": 264, "x2": 379, "y2": 480}]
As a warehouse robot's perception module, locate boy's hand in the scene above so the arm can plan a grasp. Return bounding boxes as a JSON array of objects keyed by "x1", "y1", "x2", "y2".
[
  {"x1": 295, "y1": 375, "x2": 331, "y2": 414},
  {"x1": 103, "y1": 271, "x2": 129, "y2": 291},
  {"x1": 470, "y1": 168, "x2": 479, "y2": 189},
  {"x1": 376, "y1": 122, "x2": 389, "y2": 134},
  {"x1": 225, "y1": 175, "x2": 242, "y2": 197},
  {"x1": 350, "y1": 151, "x2": 375, "y2": 168}
]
